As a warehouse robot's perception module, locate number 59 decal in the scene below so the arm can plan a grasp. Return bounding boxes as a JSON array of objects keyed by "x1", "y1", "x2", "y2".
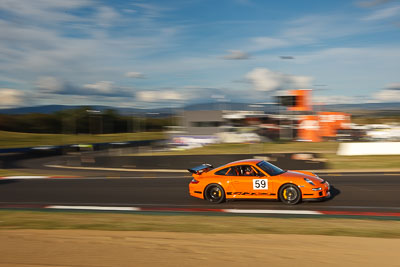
[{"x1": 253, "y1": 179, "x2": 268, "y2": 190}]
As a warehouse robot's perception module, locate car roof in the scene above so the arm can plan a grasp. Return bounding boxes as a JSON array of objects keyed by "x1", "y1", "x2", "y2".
[
  {"x1": 210, "y1": 159, "x2": 265, "y2": 172},
  {"x1": 226, "y1": 159, "x2": 263, "y2": 166}
]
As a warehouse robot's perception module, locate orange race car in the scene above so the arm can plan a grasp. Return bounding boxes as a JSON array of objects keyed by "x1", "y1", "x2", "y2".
[{"x1": 188, "y1": 159, "x2": 330, "y2": 205}]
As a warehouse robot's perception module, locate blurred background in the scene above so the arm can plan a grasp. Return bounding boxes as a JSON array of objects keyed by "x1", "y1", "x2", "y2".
[
  {"x1": 0, "y1": 87, "x2": 399, "y2": 173},
  {"x1": 0, "y1": 0, "x2": 399, "y2": 171}
]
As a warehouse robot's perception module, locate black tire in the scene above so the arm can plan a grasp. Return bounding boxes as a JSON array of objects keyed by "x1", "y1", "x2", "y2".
[
  {"x1": 204, "y1": 184, "x2": 225, "y2": 204},
  {"x1": 279, "y1": 184, "x2": 302, "y2": 205}
]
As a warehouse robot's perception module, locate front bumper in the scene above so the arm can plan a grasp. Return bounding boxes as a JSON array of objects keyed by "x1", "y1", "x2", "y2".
[
  {"x1": 302, "y1": 191, "x2": 331, "y2": 202},
  {"x1": 302, "y1": 181, "x2": 330, "y2": 201}
]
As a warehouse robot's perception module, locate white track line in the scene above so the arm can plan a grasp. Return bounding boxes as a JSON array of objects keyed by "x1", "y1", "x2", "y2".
[
  {"x1": 45, "y1": 205, "x2": 322, "y2": 215},
  {"x1": 0, "y1": 176, "x2": 50, "y2": 179},
  {"x1": 47, "y1": 205, "x2": 140, "y2": 211},
  {"x1": 45, "y1": 164, "x2": 187, "y2": 173},
  {"x1": 223, "y1": 209, "x2": 322, "y2": 215}
]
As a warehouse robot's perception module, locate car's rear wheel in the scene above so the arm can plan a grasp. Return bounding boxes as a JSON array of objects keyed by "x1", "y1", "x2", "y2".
[
  {"x1": 204, "y1": 184, "x2": 225, "y2": 204},
  {"x1": 279, "y1": 184, "x2": 301, "y2": 205}
]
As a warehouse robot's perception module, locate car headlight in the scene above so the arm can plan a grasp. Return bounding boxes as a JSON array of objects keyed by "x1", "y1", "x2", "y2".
[
  {"x1": 312, "y1": 187, "x2": 322, "y2": 191},
  {"x1": 304, "y1": 178, "x2": 315, "y2": 186}
]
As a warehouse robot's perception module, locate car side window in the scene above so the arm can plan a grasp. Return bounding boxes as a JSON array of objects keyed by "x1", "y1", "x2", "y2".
[
  {"x1": 226, "y1": 167, "x2": 237, "y2": 176},
  {"x1": 232, "y1": 165, "x2": 255, "y2": 176},
  {"x1": 245, "y1": 165, "x2": 257, "y2": 176},
  {"x1": 253, "y1": 166, "x2": 265, "y2": 177},
  {"x1": 215, "y1": 167, "x2": 230, "y2": 176}
]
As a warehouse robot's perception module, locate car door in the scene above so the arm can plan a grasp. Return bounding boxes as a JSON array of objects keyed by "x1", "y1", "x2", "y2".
[
  {"x1": 230, "y1": 165, "x2": 270, "y2": 198},
  {"x1": 250, "y1": 165, "x2": 272, "y2": 197}
]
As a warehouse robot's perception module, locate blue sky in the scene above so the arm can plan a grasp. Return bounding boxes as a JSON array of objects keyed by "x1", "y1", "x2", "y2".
[{"x1": 0, "y1": 0, "x2": 399, "y2": 108}]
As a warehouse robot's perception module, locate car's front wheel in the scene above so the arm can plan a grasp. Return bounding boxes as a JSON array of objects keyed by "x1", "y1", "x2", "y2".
[
  {"x1": 204, "y1": 184, "x2": 225, "y2": 204},
  {"x1": 279, "y1": 184, "x2": 301, "y2": 205}
]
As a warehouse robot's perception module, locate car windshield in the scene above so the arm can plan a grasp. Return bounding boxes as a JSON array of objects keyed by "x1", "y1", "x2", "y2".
[{"x1": 256, "y1": 161, "x2": 285, "y2": 176}]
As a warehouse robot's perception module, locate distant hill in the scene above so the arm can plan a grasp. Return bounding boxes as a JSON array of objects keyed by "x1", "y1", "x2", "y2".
[
  {"x1": 322, "y1": 102, "x2": 400, "y2": 111},
  {"x1": 184, "y1": 102, "x2": 400, "y2": 113},
  {"x1": 0, "y1": 105, "x2": 147, "y2": 115},
  {"x1": 183, "y1": 102, "x2": 272, "y2": 111},
  {"x1": 0, "y1": 105, "x2": 178, "y2": 118},
  {"x1": 0, "y1": 102, "x2": 399, "y2": 115},
  {"x1": 0, "y1": 103, "x2": 256, "y2": 115},
  {"x1": 0, "y1": 105, "x2": 81, "y2": 114}
]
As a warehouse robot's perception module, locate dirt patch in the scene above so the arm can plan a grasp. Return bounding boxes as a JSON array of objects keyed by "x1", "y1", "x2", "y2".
[
  {"x1": 0, "y1": 230, "x2": 399, "y2": 267},
  {"x1": 2, "y1": 211, "x2": 400, "y2": 238}
]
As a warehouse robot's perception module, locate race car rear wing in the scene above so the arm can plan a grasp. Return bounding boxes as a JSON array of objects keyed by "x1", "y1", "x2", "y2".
[{"x1": 188, "y1": 164, "x2": 213, "y2": 175}]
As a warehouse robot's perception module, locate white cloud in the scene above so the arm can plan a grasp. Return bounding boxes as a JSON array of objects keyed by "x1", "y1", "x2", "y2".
[
  {"x1": 0, "y1": 0, "x2": 92, "y2": 24},
  {"x1": 131, "y1": 3, "x2": 168, "y2": 19},
  {"x1": 313, "y1": 85, "x2": 400, "y2": 105},
  {"x1": 136, "y1": 90, "x2": 185, "y2": 102},
  {"x1": 0, "y1": 88, "x2": 25, "y2": 107},
  {"x1": 246, "y1": 68, "x2": 283, "y2": 91},
  {"x1": 35, "y1": 76, "x2": 64, "y2": 93},
  {"x1": 289, "y1": 76, "x2": 313, "y2": 89},
  {"x1": 1, "y1": 1, "x2": 399, "y2": 108},
  {"x1": 136, "y1": 91, "x2": 156, "y2": 102},
  {"x1": 236, "y1": 14, "x2": 377, "y2": 57},
  {"x1": 123, "y1": 9, "x2": 137, "y2": 14},
  {"x1": 83, "y1": 81, "x2": 114, "y2": 94},
  {"x1": 248, "y1": 37, "x2": 290, "y2": 52},
  {"x1": 79, "y1": 81, "x2": 133, "y2": 97},
  {"x1": 125, "y1": 72, "x2": 145, "y2": 78},
  {"x1": 357, "y1": 0, "x2": 392, "y2": 8},
  {"x1": 35, "y1": 77, "x2": 134, "y2": 98},
  {"x1": 162, "y1": 90, "x2": 185, "y2": 101},
  {"x1": 312, "y1": 95, "x2": 357, "y2": 105},
  {"x1": 223, "y1": 50, "x2": 250, "y2": 60},
  {"x1": 373, "y1": 89, "x2": 400, "y2": 102},
  {"x1": 363, "y1": 5, "x2": 400, "y2": 21},
  {"x1": 96, "y1": 6, "x2": 120, "y2": 27},
  {"x1": 385, "y1": 82, "x2": 400, "y2": 90},
  {"x1": 282, "y1": 15, "x2": 368, "y2": 44},
  {"x1": 245, "y1": 68, "x2": 313, "y2": 91},
  {"x1": 0, "y1": 0, "x2": 180, "y2": 91}
]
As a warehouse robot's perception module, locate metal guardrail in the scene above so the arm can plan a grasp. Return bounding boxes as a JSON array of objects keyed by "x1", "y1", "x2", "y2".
[{"x1": 0, "y1": 139, "x2": 166, "y2": 154}]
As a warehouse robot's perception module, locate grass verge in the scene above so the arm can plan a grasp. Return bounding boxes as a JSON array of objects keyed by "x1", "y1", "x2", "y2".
[
  {"x1": 133, "y1": 142, "x2": 400, "y2": 170},
  {"x1": 0, "y1": 169, "x2": 33, "y2": 177},
  {"x1": 0, "y1": 210, "x2": 399, "y2": 238},
  {"x1": 325, "y1": 154, "x2": 400, "y2": 170},
  {"x1": 0, "y1": 131, "x2": 165, "y2": 149},
  {"x1": 135, "y1": 142, "x2": 340, "y2": 155}
]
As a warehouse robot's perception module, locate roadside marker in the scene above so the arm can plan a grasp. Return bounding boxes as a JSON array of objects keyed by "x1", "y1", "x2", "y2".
[
  {"x1": 0, "y1": 175, "x2": 80, "y2": 179},
  {"x1": 223, "y1": 209, "x2": 322, "y2": 215},
  {"x1": 47, "y1": 205, "x2": 140, "y2": 211},
  {"x1": 0, "y1": 176, "x2": 48, "y2": 179}
]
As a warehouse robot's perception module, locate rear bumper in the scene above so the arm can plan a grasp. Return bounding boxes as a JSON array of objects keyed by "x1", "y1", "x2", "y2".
[{"x1": 189, "y1": 183, "x2": 204, "y2": 199}]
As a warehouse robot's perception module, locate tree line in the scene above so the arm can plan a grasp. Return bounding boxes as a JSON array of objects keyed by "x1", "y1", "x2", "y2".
[{"x1": 0, "y1": 107, "x2": 176, "y2": 134}]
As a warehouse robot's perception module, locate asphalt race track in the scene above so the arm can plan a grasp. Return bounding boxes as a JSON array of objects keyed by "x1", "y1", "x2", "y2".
[
  {"x1": 1, "y1": 174, "x2": 399, "y2": 212},
  {"x1": 1, "y1": 154, "x2": 399, "y2": 213}
]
